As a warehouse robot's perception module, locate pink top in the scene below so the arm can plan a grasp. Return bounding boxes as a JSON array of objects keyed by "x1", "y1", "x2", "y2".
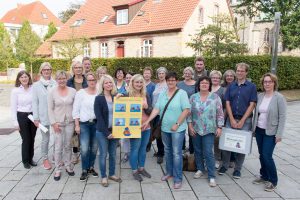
[
  {"x1": 10, "y1": 86, "x2": 33, "y2": 126},
  {"x1": 257, "y1": 95, "x2": 273, "y2": 129},
  {"x1": 142, "y1": 98, "x2": 150, "y2": 130}
]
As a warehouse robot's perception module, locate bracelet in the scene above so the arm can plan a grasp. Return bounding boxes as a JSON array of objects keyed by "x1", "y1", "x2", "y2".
[{"x1": 175, "y1": 122, "x2": 180, "y2": 126}]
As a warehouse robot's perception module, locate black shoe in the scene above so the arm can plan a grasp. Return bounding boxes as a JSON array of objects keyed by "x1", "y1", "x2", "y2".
[
  {"x1": 232, "y1": 170, "x2": 241, "y2": 179},
  {"x1": 54, "y1": 172, "x2": 61, "y2": 181},
  {"x1": 23, "y1": 163, "x2": 31, "y2": 169},
  {"x1": 66, "y1": 169, "x2": 75, "y2": 176},
  {"x1": 157, "y1": 156, "x2": 163, "y2": 164},
  {"x1": 88, "y1": 168, "x2": 99, "y2": 177},
  {"x1": 29, "y1": 160, "x2": 37, "y2": 167},
  {"x1": 218, "y1": 166, "x2": 227, "y2": 175},
  {"x1": 80, "y1": 171, "x2": 88, "y2": 181}
]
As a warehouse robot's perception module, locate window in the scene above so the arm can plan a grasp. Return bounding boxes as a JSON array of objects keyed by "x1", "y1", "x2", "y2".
[
  {"x1": 264, "y1": 28, "x2": 270, "y2": 42},
  {"x1": 213, "y1": 3, "x2": 219, "y2": 16},
  {"x1": 141, "y1": 39, "x2": 152, "y2": 57},
  {"x1": 100, "y1": 15, "x2": 109, "y2": 24},
  {"x1": 116, "y1": 9, "x2": 128, "y2": 25},
  {"x1": 41, "y1": 13, "x2": 48, "y2": 19},
  {"x1": 72, "y1": 19, "x2": 85, "y2": 27},
  {"x1": 199, "y1": 7, "x2": 204, "y2": 24},
  {"x1": 83, "y1": 44, "x2": 90, "y2": 57},
  {"x1": 100, "y1": 42, "x2": 108, "y2": 58}
]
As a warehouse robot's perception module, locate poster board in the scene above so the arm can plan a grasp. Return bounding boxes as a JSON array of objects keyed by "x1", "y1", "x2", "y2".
[
  {"x1": 112, "y1": 97, "x2": 143, "y2": 138},
  {"x1": 219, "y1": 127, "x2": 253, "y2": 155}
]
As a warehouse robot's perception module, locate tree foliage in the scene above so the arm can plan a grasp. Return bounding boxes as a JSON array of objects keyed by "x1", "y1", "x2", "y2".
[
  {"x1": 0, "y1": 22, "x2": 16, "y2": 68},
  {"x1": 44, "y1": 22, "x2": 58, "y2": 41},
  {"x1": 58, "y1": 2, "x2": 82, "y2": 23},
  {"x1": 187, "y1": 14, "x2": 248, "y2": 57},
  {"x1": 236, "y1": 0, "x2": 300, "y2": 50},
  {"x1": 15, "y1": 21, "x2": 41, "y2": 62}
]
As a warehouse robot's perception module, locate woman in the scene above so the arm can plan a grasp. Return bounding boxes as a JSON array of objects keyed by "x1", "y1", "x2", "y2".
[
  {"x1": 11, "y1": 71, "x2": 37, "y2": 169},
  {"x1": 177, "y1": 66, "x2": 196, "y2": 154},
  {"x1": 127, "y1": 74, "x2": 153, "y2": 182},
  {"x1": 221, "y1": 69, "x2": 236, "y2": 88},
  {"x1": 114, "y1": 68, "x2": 127, "y2": 94},
  {"x1": 32, "y1": 62, "x2": 56, "y2": 170},
  {"x1": 252, "y1": 73, "x2": 286, "y2": 192},
  {"x1": 73, "y1": 72, "x2": 98, "y2": 181},
  {"x1": 142, "y1": 72, "x2": 190, "y2": 189},
  {"x1": 94, "y1": 75, "x2": 122, "y2": 187},
  {"x1": 210, "y1": 70, "x2": 225, "y2": 169},
  {"x1": 149, "y1": 67, "x2": 168, "y2": 164},
  {"x1": 48, "y1": 71, "x2": 76, "y2": 181},
  {"x1": 67, "y1": 61, "x2": 87, "y2": 165},
  {"x1": 96, "y1": 66, "x2": 107, "y2": 81},
  {"x1": 188, "y1": 76, "x2": 224, "y2": 187}
]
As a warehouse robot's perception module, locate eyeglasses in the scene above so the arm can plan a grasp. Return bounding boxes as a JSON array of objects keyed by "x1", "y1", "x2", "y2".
[
  {"x1": 42, "y1": 68, "x2": 52, "y2": 71},
  {"x1": 211, "y1": 77, "x2": 220, "y2": 79},
  {"x1": 263, "y1": 80, "x2": 274, "y2": 84}
]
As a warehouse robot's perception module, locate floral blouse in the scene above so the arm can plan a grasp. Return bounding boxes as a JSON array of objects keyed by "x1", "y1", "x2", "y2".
[{"x1": 187, "y1": 92, "x2": 224, "y2": 136}]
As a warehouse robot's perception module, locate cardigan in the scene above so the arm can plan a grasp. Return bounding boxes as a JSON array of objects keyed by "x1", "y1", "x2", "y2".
[{"x1": 253, "y1": 91, "x2": 287, "y2": 138}]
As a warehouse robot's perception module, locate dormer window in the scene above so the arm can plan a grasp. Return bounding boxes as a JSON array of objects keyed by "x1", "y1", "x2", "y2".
[
  {"x1": 100, "y1": 15, "x2": 109, "y2": 24},
  {"x1": 41, "y1": 12, "x2": 48, "y2": 19},
  {"x1": 116, "y1": 9, "x2": 128, "y2": 25},
  {"x1": 72, "y1": 19, "x2": 85, "y2": 27}
]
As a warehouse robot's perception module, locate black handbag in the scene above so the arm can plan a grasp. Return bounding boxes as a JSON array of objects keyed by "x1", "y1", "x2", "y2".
[{"x1": 152, "y1": 89, "x2": 179, "y2": 139}]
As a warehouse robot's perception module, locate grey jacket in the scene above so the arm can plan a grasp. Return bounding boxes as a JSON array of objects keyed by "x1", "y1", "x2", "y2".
[
  {"x1": 253, "y1": 91, "x2": 287, "y2": 138},
  {"x1": 32, "y1": 80, "x2": 57, "y2": 126}
]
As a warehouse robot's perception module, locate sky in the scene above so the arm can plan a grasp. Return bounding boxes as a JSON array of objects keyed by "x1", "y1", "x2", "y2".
[{"x1": 0, "y1": 0, "x2": 84, "y2": 18}]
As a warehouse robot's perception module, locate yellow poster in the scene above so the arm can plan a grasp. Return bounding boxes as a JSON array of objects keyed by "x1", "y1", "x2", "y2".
[{"x1": 112, "y1": 97, "x2": 143, "y2": 138}]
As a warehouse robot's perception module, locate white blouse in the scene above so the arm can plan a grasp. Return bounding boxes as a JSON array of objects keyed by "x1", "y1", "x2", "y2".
[
  {"x1": 257, "y1": 95, "x2": 273, "y2": 129},
  {"x1": 72, "y1": 89, "x2": 97, "y2": 122}
]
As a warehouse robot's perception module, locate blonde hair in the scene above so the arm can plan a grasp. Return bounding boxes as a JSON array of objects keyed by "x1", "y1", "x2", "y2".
[
  {"x1": 70, "y1": 61, "x2": 83, "y2": 75},
  {"x1": 97, "y1": 75, "x2": 117, "y2": 95},
  {"x1": 128, "y1": 74, "x2": 146, "y2": 98},
  {"x1": 39, "y1": 62, "x2": 52, "y2": 74},
  {"x1": 210, "y1": 70, "x2": 222, "y2": 78},
  {"x1": 85, "y1": 72, "x2": 96, "y2": 81},
  {"x1": 55, "y1": 70, "x2": 68, "y2": 79},
  {"x1": 236, "y1": 63, "x2": 250, "y2": 72},
  {"x1": 260, "y1": 72, "x2": 278, "y2": 91},
  {"x1": 96, "y1": 66, "x2": 107, "y2": 80},
  {"x1": 183, "y1": 66, "x2": 195, "y2": 79}
]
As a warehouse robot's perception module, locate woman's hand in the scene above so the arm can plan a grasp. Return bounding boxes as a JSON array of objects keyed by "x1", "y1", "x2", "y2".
[
  {"x1": 34, "y1": 120, "x2": 40, "y2": 128},
  {"x1": 75, "y1": 125, "x2": 80, "y2": 135},
  {"x1": 141, "y1": 121, "x2": 149, "y2": 131},
  {"x1": 107, "y1": 134, "x2": 114, "y2": 139},
  {"x1": 52, "y1": 123, "x2": 61, "y2": 133},
  {"x1": 142, "y1": 101, "x2": 148, "y2": 109},
  {"x1": 216, "y1": 127, "x2": 222, "y2": 137},
  {"x1": 275, "y1": 137, "x2": 282, "y2": 143},
  {"x1": 171, "y1": 124, "x2": 179, "y2": 132},
  {"x1": 188, "y1": 123, "x2": 196, "y2": 137},
  {"x1": 115, "y1": 93, "x2": 123, "y2": 99}
]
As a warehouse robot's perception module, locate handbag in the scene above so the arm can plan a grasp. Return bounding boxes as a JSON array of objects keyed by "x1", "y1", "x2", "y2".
[
  {"x1": 152, "y1": 89, "x2": 179, "y2": 139},
  {"x1": 183, "y1": 153, "x2": 197, "y2": 171},
  {"x1": 71, "y1": 132, "x2": 79, "y2": 148}
]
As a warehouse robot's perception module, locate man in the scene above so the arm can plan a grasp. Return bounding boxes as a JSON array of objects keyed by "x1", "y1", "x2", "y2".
[
  {"x1": 194, "y1": 56, "x2": 209, "y2": 81},
  {"x1": 82, "y1": 57, "x2": 92, "y2": 73},
  {"x1": 218, "y1": 63, "x2": 257, "y2": 179}
]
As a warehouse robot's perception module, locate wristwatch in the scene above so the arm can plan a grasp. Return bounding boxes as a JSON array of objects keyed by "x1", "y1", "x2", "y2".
[{"x1": 175, "y1": 122, "x2": 180, "y2": 126}]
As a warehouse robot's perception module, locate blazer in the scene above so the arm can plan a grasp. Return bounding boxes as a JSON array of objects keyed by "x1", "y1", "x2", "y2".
[
  {"x1": 48, "y1": 86, "x2": 76, "y2": 125},
  {"x1": 253, "y1": 91, "x2": 287, "y2": 138}
]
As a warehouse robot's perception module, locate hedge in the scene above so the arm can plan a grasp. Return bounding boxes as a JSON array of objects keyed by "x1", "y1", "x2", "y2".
[{"x1": 1, "y1": 55, "x2": 299, "y2": 90}]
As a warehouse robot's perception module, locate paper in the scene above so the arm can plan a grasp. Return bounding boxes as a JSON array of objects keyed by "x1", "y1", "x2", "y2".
[
  {"x1": 28, "y1": 114, "x2": 48, "y2": 133},
  {"x1": 112, "y1": 97, "x2": 143, "y2": 138}
]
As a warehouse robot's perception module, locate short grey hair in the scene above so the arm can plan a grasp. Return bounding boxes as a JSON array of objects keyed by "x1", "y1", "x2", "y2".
[
  {"x1": 156, "y1": 67, "x2": 168, "y2": 78},
  {"x1": 210, "y1": 70, "x2": 222, "y2": 78},
  {"x1": 183, "y1": 66, "x2": 195, "y2": 79}
]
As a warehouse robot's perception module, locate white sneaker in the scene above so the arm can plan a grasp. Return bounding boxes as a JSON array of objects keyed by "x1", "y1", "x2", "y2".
[
  {"x1": 209, "y1": 178, "x2": 217, "y2": 187},
  {"x1": 194, "y1": 170, "x2": 203, "y2": 179},
  {"x1": 215, "y1": 161, "x2": 220, "y2": 169}
]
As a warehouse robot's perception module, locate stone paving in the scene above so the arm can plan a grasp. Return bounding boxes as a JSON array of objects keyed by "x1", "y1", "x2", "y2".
[{"x1": 0, "y1": 84, "x2": 300, "y2": 200}]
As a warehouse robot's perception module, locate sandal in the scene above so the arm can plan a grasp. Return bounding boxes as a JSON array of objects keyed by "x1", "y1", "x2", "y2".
[
  {"x1": 108, "y1": 175, "x2": 122, "y2": 183},
  {"x1": 101, "y1": 178, "x2": 109, "y2": 187}
]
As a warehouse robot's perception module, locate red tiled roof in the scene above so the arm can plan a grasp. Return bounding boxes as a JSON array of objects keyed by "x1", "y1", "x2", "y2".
[
  {"x1": 35, "y1": 40, "x2": 52, "y2": 56},
  {"x1": 51, "y1": 0, "x2": 200, "y2": 41},
  {"x1": 0, "y1": 1, "x2": 62, "y2": 26}
]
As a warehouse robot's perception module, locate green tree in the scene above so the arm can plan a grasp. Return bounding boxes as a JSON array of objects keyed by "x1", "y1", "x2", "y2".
[
  {"x1": 187, "y1": 14, "x2": 248, "y2": 57},
  {"x1": 58, "y1": 2, "x2": 82, "y2": 23},
  {"x1": 15, "y1": 20, "x2": 41, "y2": 62},
  {"x1": 236, "y1": 0, "x2": 300, "y2": 50},
  {"x1": 0, "y1": 22, "x2": 15, "y2": 70},
  {"x1": 44, "y1": 22, "x2": 58, "y2": 41}
]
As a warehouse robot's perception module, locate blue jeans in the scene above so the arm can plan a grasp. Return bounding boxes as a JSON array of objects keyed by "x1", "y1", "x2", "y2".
[
  {"x1": 255, "y1": 127, "x2": 278, "y2": 185},
  {"x1": 162, "y1": 130, "x2": 185, "y2": 183},
  {"x1": 80, "y1": 122, "x2": 98, "y2": 171},
  {"x1": 96, "y1": 131, "x2": 118, "y2": 178},
  {"x1": 192, "y1": 133, "x2": 215, "y2": 179},
  {"x1": 129, "y1": 129, "x2": 151, "y2": 170},
  {"x1": 221, "y1": 117, "x2": 252, "y2": 171}
]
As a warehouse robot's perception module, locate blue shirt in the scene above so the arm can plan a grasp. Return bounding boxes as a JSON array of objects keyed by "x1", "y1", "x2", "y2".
[
  {"x1": 224, "y1": 80, "x2": 257, "y2": 117},
  {"x1": 146, "y1": 81, "x2": 156, "y2": 103}
]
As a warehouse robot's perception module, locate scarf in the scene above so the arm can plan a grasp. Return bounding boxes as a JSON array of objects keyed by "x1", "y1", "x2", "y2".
[{"x1": 40, "y1": 76, "x2": 56, "y2": 91}]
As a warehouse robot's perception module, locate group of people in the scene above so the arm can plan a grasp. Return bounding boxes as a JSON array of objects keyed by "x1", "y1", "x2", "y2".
[{"x1": 10, "y1": 56, "x2": 286, "y2": 191}]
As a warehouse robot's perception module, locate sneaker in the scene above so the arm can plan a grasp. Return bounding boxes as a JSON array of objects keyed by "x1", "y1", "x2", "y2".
[
  {"x1": 23, "y1": 162, "x2": 31, "y2": 169},
  {"x1": 43, "y1": 159, "x2": 52, "y2": 170},
  {"x1": 215, "y1": 161, "x2": 220, "y2": 169},
  {"x1": 139, "y1": 169, "x2": 151, "y2": 178},
  {"x1": 232, "y1": 170, "x2": 241, "y2": 179},
  {"x1": 157, "y1": 156, "x2": 163, "y2": 164},
  {"x1": 161, "y1": 175, "x2": 172, "y2": 181},
  {"x1": 101, "y1": 177, "x2": 109, "y2": 187},
  {"x1": 252, "y1": 178, "x2": 268, "y2": 185},
  {"x1": 218, "y1": 166, "x2": 227, "y2": 175},
  {"x1": 80, "y1": 171, "x2": 88, "y2": 181},
  {"x1": 65, "y1": 167, "x2": 75, "y2": 176},
  {"x1": 173, "y1": 182, "x2": 182, "y2": 189},
  {"x1": 88, "y1": 168, "x2": 99, "y2": 177},
  {"x1": 209, "y1": 178, "x2": 217, "y2": 187},
  {"x1": 133, "y1": 171, "x2": 143, "y2": 182},
  {"x1": 265, "y1": 182, "x2": 276, "y2": 192},
  {"x1": 194, "y1": 170, "x2": 203, "y2": 179}
]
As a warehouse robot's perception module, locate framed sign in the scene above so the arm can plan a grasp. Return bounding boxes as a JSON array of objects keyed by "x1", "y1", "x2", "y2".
[
  {"x1": 112, "y1": 97, "x2": 143, "y2": 138},
  {"x1": 219, "y1": 127, "x2": 253, "y2": 154}
]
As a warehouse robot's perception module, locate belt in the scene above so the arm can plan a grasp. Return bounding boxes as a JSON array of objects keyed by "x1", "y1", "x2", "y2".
[{"x1": 81, "y1": 119, "x2": 97, "y2": 123}]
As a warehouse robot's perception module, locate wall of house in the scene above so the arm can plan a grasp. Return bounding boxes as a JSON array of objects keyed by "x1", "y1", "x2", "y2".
[
  {"x1": 181, "y1": 0, "x2": 232, "y2": 56},
  {"x1": 90, "y1": 40, "x2": 100, "y2": 58}
]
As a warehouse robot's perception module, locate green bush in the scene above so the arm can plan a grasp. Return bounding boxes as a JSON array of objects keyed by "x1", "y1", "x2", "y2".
[{"x1": 1, "y1": 56, "x2": 299, "y2": 90}]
